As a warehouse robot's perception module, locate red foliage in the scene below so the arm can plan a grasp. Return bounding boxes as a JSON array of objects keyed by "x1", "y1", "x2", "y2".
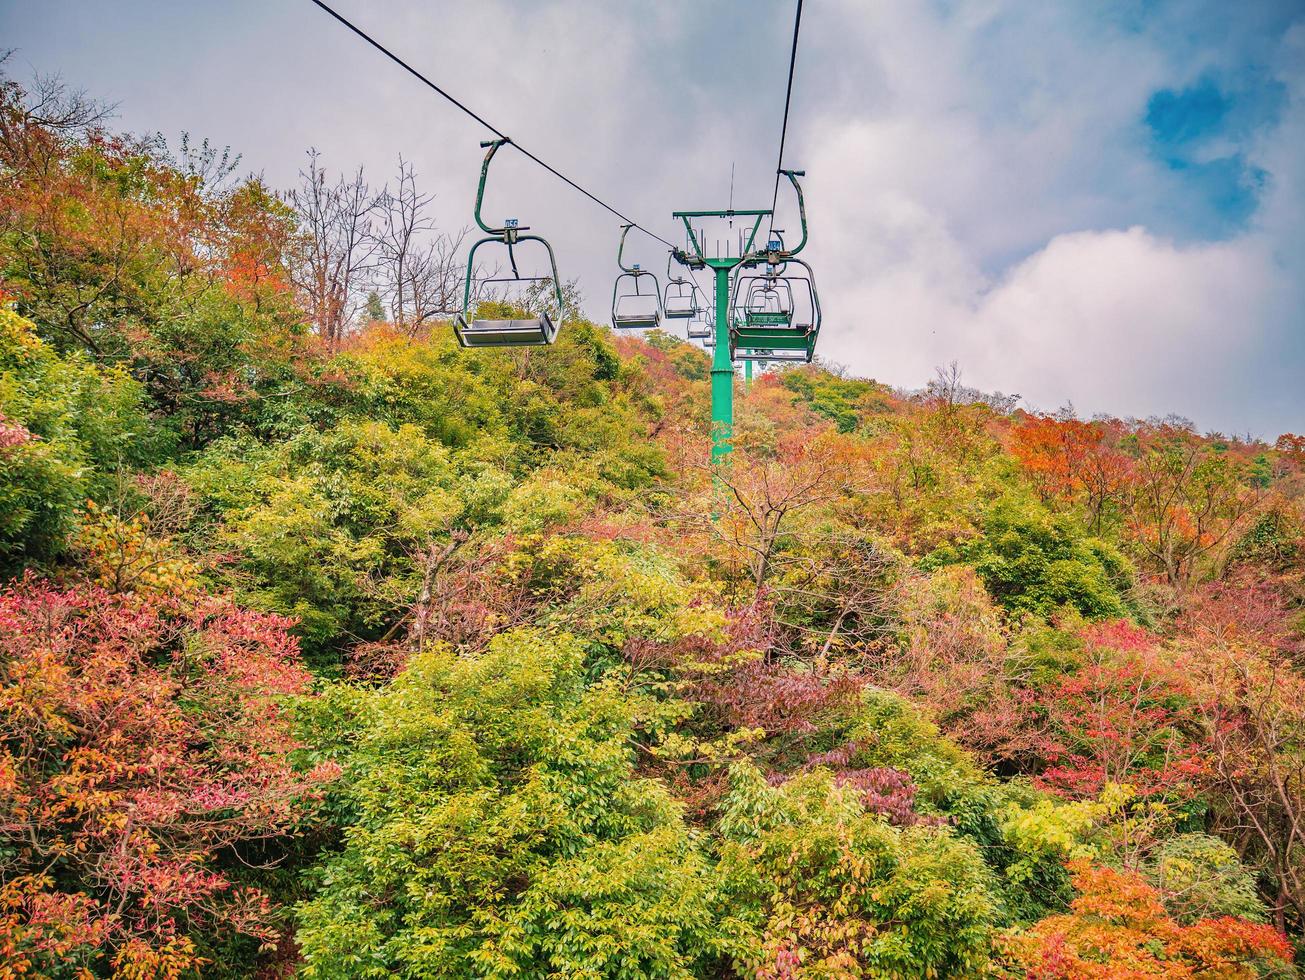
[
  {"x1": 0, "y1": 579, "x2": 337, "y2": 973},
  {"x1": 709, "y1": 665, "x2": 865, "y2": 736},
  {"x1": 1033, "y1": 622, "x2": 1203, "y2": 801},
  {"x1": 683, "y1": 604, "x2": 864, "y2": 737},
  {"x1": 1181, "y1": 578, "x2": 1304, "y2": 659},
  {"x1": 1276, "y1": 433, "x2": 1305, "y2": 469},
  {"x1": 891, "y1": 568, "x2": 1043, "y2": 766},
  {"x1": 0, "y1": 412, "x2": 34, "y2": 449}
]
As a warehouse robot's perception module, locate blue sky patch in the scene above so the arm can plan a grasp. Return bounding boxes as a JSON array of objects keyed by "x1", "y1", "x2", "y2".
[
  {"x1": 1146, "y1": 77, "x2": 1231, "y2": 147},
  {"x1": 1143, "y1": 71, "x2": 1284, "y2": 238}
]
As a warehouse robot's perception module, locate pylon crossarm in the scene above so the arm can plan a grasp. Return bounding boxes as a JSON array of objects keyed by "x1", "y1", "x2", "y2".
[{"x1": 671, "y1": 210, "x2": 771, "y2": 268}]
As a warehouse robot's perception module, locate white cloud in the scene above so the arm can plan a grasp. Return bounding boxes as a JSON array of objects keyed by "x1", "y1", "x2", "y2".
[
  {"x1": 797, "y1": 1, "x2": 1304, "y2": 436},
  {"x1": 3, "y1": 0, "x2": 1301, "y2": 434}
]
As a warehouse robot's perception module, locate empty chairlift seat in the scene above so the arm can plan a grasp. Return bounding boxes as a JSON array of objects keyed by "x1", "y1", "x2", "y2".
[
  {"x1": 663, "y1": 264, "x2": 698, "y2": 320},
  {"x1": 610, "y1": 224, "x2": 664, "y2": 330},
  {"x1": 612, "y1": 267, "x2": 662, "y2": 329},
  {"x1": 686, "y1": 305, "x2": 713, "y2": 340},
  {"x1": 729, "y1": 260, "x2": 821, "y2": 363},
  {"x1": 455, "y1": 139, "x2": 566, "y2": 348},
  {"x1": 664, "y1": 289, "x2": 696, "y2": 319},
  {"x1": 455, "y1": 258, "x2": 562, "y2": 348}
]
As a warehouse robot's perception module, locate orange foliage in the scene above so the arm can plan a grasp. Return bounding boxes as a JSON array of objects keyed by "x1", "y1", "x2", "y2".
[
  {"x1": 1011, "y1": 415, "x2": 1133, "y2": 529},
  {"x1": 997, "y1": 861, "x2": 1293, "y2": 979}
]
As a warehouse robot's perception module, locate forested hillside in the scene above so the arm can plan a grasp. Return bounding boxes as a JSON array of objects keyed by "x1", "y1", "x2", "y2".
[{"x1": 2, "y1": 69, "x2": 1304, "y2": 979}]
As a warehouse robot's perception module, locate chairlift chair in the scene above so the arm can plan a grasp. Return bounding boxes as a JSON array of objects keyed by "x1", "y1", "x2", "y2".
[
  {"x1": 686, "y1": 305, "x2": 712, "y2": 340},
  {"x1": 455, "y1": 139, "x2": 564, "y2": 347},
  {"x1": 612, "y1": 269, "x2": 662, "y2": 329},
  {"x1": 664, "y1": 285, "x2": 697, "y2": 319},
  {"x1": 663, "y1": 254, "x2": 698, "y2": 319},
  {"x1": 728, "y1": 257, "x2": 822, "y2": 364},
  {"x1": 611, "y1": 224, "x2": 662, "y2": 329}
]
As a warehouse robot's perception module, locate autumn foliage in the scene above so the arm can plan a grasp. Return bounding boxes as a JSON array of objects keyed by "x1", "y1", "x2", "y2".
[
  {"x1": 996, "y1": 860, "x2": 1293, "y2": 978},
  {"x1": 2, "y1": 64, "x2": 1304, "y2": 977},
  {"x1": 0, "y1": 580, "x2": 336, "y2": 975}
]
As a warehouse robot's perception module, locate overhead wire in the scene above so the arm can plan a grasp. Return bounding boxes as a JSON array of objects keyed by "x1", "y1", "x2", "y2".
[
  {"x1": 308, "y1": 0, "x2": 677, "y2": 250},
  {"x1": 767, "y1": 0, "x2": 805, "y2": 239}
]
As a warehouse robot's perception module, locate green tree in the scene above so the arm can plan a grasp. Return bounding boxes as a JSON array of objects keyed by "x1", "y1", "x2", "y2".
[
  {"x1": 924, "y1": 493, "x2": 1134, "y2": 618},
  {"x1": 296, "y1": 629, "x2": 751, "y2": 977},
  {"x1": 0, "y1": 309, "x2": 159, "y2": 570}
]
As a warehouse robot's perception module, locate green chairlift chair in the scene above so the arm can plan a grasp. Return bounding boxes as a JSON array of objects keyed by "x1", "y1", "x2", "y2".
[
  {"x1": 455, "y1": 139, "x2": 564, "y2": 348},
  {"x1": 611, "y1": 224, "x2": 663, "y2": 329}
]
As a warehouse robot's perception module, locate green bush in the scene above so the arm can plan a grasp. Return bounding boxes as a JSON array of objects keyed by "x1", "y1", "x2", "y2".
[
  {"x1": 0, "y1": 309, "x2": 161, "y2": 570},
  {"x1": 1145, "y1": 833, "x2": 1269, "y2": 925},
  {"x1": 185, "y1": 420, "x2": 496, "y2": 662},
  {"x1": 924, "y1": 494, "x2": 1133, "y2": 618},
  {"x1": 295, "y1": 629, "x2": 750, "y2": 978},
  {"x1": 719, "y1": 762, "x2": 998, "y2": 976}
]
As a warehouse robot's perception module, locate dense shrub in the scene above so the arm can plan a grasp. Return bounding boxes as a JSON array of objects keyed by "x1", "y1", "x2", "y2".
[
  {"x1": 0, "y1": 579, "x2": 334, "y2": 975},
  {"x1": 0, "y1": 310, "x2": 160, "y2": 571},
  {"x1": 719, "y1": 762, "x2": 999, "y2": 977},
  {"x1": 923, "y1": 493, "x2": 1134, "y2": 618},
  {"x1": 296, "y1": 629, "x2": 751, "y2": 978}
]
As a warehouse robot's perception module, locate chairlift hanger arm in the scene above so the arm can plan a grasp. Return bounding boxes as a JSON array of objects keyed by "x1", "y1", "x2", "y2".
[
  {"x1": 666, "y1": 251, "x2": 688, "y2": 284},
  {"x1": 747, "y1": 170, "x2": 809, "y2": 266},
  {"x1": 473, "y1": 138, "x2": 532, "y2": 239},
  {"x1": 777, "y1": 169, "x2": 808, "y2": 256},
  {"x1": 616, "y1": 223, "x2": 661, "y2": 289},
  {"x1": 734, "y1": 169, "x2": 809, "y2": 268},
  {"x1": 616, "y1": 223, "x2": 642, "y2": 274}
]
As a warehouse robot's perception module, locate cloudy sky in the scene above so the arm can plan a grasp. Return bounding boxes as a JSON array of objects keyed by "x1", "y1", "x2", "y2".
[{"x1": 4, "y1": 0, "x2": 1302, "y2": 436}]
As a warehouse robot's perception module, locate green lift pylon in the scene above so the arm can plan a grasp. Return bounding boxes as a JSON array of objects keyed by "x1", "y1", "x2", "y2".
[
  {"x1": 670, "y1": 208, "x2": 769, "y2": 463},
  {"x1": 672, "y1": 170, "x2": 812, "y2": 464}
]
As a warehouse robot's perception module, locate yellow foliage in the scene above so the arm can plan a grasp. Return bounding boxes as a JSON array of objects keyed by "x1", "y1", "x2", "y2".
[{"x1": 73, "y1": 501, "x2": 200, "y2": 595}]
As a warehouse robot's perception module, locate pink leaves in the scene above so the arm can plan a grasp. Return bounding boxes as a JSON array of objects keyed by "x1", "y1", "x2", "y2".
[
  {"x1": 0, "y1": 578, "x2": 336, "y2": 965},
  {"x1": 0, "y1": 412, "x2": 35, "y2": 449}
]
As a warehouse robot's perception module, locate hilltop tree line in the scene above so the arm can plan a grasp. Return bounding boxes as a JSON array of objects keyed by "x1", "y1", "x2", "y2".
[{"x1": 2, "y1": 67, "x2": 1304, "y2": 978}]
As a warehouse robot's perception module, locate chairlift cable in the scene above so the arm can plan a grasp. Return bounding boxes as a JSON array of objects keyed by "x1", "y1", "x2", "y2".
[
  {"x1": 308, "y1": 0, "x2": 677, "y2": 250},
  {"x1": 767, "y1": 0, "x2": 805, "y2": 239}
]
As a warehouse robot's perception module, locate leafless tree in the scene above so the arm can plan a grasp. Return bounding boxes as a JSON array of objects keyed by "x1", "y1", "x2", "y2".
[
  {"x1": 1126, "y1": 431, "x2": 1262, "y2": 588},
  {"x1": 924, "y1": 360, "x2": 1020, "y2": 415},
  {"x1": 370, "y1": 157, "x2": 468, "y2": 333},
  {"x1": 287, "y1": 149, "x2": 376, "y2": 347},
  {"x1": 769, "y1": 529, "x2": 900, "y2": 661},
  {"x1": 1189, "y1": 624, "x2": 1305, "y2": 934},
  {"x1": 0, "y1": 57, "x2": 115, "y2": 170},
  {"x1": 674, "y1": 435, "x2": 853, "y2": 596}
]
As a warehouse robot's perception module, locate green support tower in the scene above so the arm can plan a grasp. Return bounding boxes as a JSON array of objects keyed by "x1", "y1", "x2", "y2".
[
  {"x1": 670, "y1": 209, "x2": 769, "y2": 463},
  {"x1": 672, "y1": 170, "x2": 814, "y2": 464}
]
